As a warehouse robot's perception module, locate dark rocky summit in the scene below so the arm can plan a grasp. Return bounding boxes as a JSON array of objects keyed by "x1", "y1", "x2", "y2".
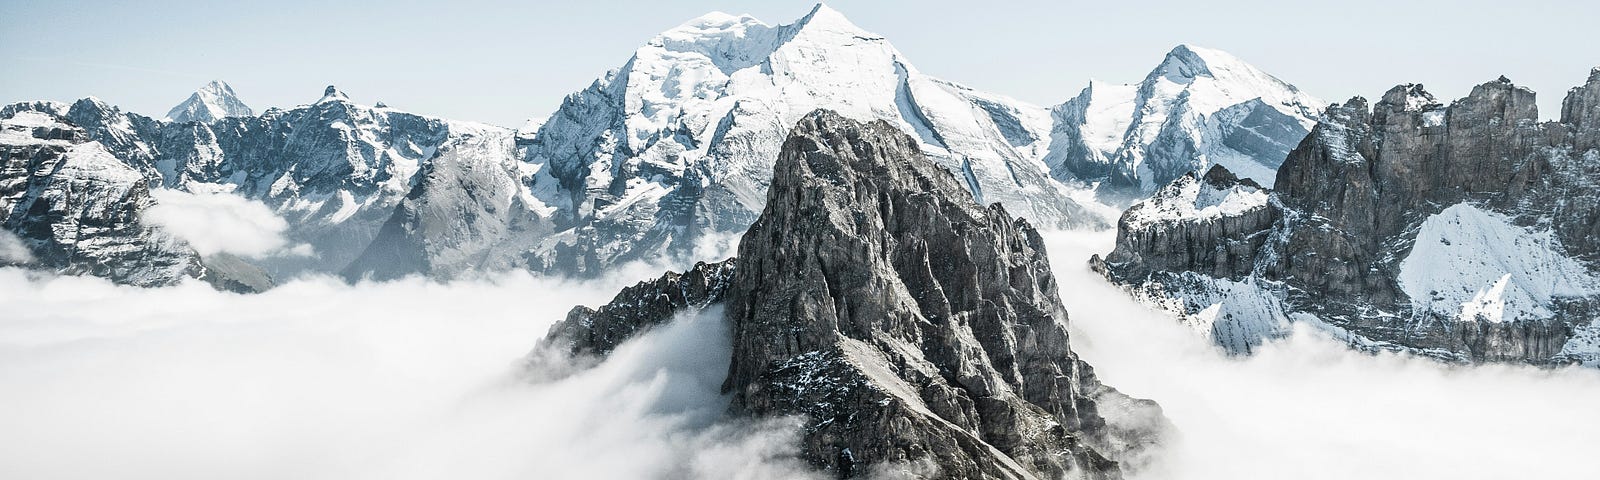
[
  {"x1": 1101, "y1": 70, "x2": 1600, "y2": 365},
  {"x1": 540, "y1": 110, "x2": 1164, "y2": 479}
]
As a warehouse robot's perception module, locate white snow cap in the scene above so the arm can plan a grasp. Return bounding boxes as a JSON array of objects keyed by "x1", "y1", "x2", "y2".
[{"x1": 165, "y1": 80, "x2": 254, "y2": 123}]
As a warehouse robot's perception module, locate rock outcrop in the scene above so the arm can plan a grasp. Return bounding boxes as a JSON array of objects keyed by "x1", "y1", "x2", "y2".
[
  {"x1": 541, "y1": 110, "x2": 1164, "y2": 479},
  {"x1": 1102, "y1": 71, "x2": 1600, "y2": 365}
]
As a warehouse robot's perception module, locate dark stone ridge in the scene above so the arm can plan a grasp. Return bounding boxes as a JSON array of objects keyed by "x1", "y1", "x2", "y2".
[
  {"x1": 553, "y1": 258, "x2": 736, "y2": 358},
  {"x1": 1102, "y1": 70, "x2": 1600, "y2": 365},
  {"x1": 538, "y1": 110, "x2": 1165, "y2": 479}
]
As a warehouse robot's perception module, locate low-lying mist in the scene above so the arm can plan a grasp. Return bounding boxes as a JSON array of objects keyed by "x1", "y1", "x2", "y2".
[
  {"x1": 0, "y1": 267, "x2": 815, "y2": 480},
  {"x1": 1043, "y1": 231, "x2": 1600, "y2": 480},
  {"x1": 3, "y1": 230, "x2": 1597, "y2": 479}
]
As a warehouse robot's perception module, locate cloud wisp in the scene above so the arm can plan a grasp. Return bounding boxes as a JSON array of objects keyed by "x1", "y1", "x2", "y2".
[
  {"x1": 0, "y1": 230, "x2": 32, "y2": 264},
  {"x1": 142, "y1": 189, "x2": 307, "y2": 258}
]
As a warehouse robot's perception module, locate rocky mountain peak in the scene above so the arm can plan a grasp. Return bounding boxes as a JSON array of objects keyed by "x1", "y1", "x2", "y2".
[
  {"x1": 1153, "y1": 44, "x2": 1218, "y2": 82},
  {"x1": 1459, "y1": 76, "x2": 1539, "y2": 123},
  {"x1": 540, "y1": 110, "x2": 1164, "y2": 478},
  {"x1": 1377, "y1": 84, "x2": 1439, "y2": 112},
  {"x1": 165, "y1": 80, "x2": 253, "y2": 123}
]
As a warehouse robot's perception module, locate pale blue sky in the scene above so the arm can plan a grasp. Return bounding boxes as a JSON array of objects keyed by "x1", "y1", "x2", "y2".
[{"x1": 3, "y1": 0, "x2": 1596, "y2": 127}]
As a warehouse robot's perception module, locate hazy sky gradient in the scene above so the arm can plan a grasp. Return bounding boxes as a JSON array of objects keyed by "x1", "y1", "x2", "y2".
[{"x1": 3, "y1": 0, "x2": 1596, "y2": 127}]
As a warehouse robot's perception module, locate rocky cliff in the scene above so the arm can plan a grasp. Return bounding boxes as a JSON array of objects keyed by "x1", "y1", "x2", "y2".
[
  {"x1": 541, "y1": 110, "x2": 1164, "y2": 479},
  {"x1": 1101, "y1": 71, "x2": 1600, "y2": 365}
]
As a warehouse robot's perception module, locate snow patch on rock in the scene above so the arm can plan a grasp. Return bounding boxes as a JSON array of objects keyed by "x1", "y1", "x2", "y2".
[{"x1": 1399, "y1": 203, "x2": 1598, "y2": 323}]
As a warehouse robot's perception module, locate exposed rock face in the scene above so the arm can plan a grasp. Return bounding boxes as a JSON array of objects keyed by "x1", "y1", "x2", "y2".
[
  {"x1": 0, "y1": 108, "x2": 263, "y2": 291},
  {"x1": 541, "y1": 110, "x2": 1164, "y2": 479},
  {"x1": 552, "y1": 259, "x2": 736, "y2": 358},
  {"x1": 1046, "y1": 45, "x2": 1323, "y2": 196},
  {"x1": 1103, "y1": 71, "x2": 1600, "y2": 365}
]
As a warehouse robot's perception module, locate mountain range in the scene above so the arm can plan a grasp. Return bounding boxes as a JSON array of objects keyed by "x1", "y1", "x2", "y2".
[{"x1": 0, "y1": 5, "x2": 1317, "y2": 287}]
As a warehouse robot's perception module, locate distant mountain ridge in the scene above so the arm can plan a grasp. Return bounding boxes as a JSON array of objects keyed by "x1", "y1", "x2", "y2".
[
  {"x1": 0, "y1": 5, "x2": 1327, "y2": 286},
  {"x1": 1047, "y1": 45, "x2": 1323, "y2": 196},
  {"x1": 166, "y1": 80, "x2": 254, "y2": 123}
]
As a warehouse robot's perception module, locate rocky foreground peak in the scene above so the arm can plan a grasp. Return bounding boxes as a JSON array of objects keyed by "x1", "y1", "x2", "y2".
[{"x1": 542, "y1": 110, "x2": 1164, "y2": 478}]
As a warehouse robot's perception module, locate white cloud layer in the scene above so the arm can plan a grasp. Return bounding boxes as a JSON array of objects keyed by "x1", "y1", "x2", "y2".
[
  {"x1": 1043, "y1": 231, "x2": 1600, "y2": 480},
  {"x1": 0, "y1": 269, "x2": 816, "y2": 480},
  {"x1": 142, "y1": 189, "x2": 303, "y2": 258},
  {"x1": 2, "y1": 229, "x2": 1598, "y2": 480}
]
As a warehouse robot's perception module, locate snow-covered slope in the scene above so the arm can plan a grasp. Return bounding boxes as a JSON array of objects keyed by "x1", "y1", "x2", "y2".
[
  {"x1": 350, "y1": 4, "x2": 1104, "y2": 279},
  {"x1": 165, "y1": 80, "x2": 254, "y2": 123},
  {"x1": 1398, "y1": 203, "x2": 1598, "y2": 324},
  {"x1": 1048, "y1": 45, "x2": 1323, "y2": 194}
]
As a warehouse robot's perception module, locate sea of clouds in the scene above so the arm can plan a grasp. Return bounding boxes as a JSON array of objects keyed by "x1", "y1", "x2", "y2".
[{"x1": 1, "y1": 226, "x2": 1597, "y2": 479}]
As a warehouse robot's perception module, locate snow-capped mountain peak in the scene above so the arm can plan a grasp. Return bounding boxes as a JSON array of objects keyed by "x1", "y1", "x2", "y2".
[
  {"x1": 1142, "y1": 44, "x2": 1318, "y2": 121},
  {"x1": 1047, "y1": 44, "x2": 1325, "y2": 193},
  {"x1": 354, "y1": 4, "x2": 1101, "y2": 280},
  {"x1": 165, "y1": 80, "x2": 253, "y2": 123}
]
